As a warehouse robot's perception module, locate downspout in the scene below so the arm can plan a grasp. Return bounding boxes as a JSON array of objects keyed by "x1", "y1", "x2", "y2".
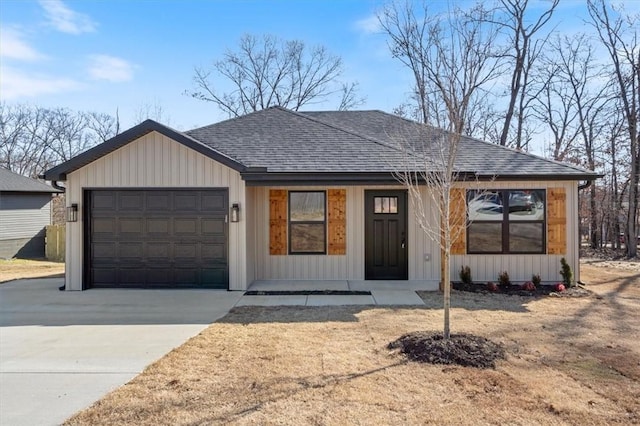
[
  {"x1": 51, "y1": 180, "x2": 66, "y2": 193},
  {"x1": 576, "y1": 179, "x2": 592, "y2": 286},
  {"x1": 41, "y1": 178, "x2": 67, "y2": 291},
  {"x1": 578, "y1": 180, "x2": 592, "y2": 191}
]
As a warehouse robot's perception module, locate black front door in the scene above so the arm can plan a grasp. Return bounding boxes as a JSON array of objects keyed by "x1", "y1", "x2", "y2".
[{"x1": 365, "y1": 190, "x2": 408, "y2": 280}]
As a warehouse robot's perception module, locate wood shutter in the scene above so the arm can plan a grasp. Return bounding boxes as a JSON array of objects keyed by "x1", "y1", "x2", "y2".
[
  {"x1": 547, "y1": 187, "x2": 567, "y2": 254},
  {"x1": 328, "y1": 189, "x2": 346, "y2": 255},
  {"x1": 269, "y1": 189, "x2": 287, "y2": 255},
  {"x1": 449, "y1": 188, "x2": 466, "y2": 255}
]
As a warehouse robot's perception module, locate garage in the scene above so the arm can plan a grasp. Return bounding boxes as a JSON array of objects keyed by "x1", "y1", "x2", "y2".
[{"x1": 86, "y1": 189, "x2": 228, "y2": 289}]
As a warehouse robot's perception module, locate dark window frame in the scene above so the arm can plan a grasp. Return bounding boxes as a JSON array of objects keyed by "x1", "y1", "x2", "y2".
[
  {"x1": 467, "y1": 189, "x2": 546, "y2": 255},
  {"x1": 288, "y1": 190, "x2": 327, "y2": 255}
]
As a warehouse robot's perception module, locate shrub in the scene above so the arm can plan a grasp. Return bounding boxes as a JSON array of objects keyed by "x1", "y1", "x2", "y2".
[
  {"x1": 531, "y1": 274, "x2": 541, "y2": 286},
  {"x1": 555, "y1": 283, "x2": 566, "y2": 292},
  {"x1": 521, "y1": 281, "x2": 536, "y2": 291},
  {"x1": 487, "y1": 282, "x2": 498, "y2": 292},
  {"x1": 560, "y1": 258, "x2": 574, "y2": 287},
  {"x1": 459, "y1": 265, "x2": 472, "y2": 285},
  {"x1": 498, "y1": 271, "x2": 511, "y2": 287}
]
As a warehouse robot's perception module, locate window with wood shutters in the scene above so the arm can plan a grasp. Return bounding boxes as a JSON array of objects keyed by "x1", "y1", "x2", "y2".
[
  {"x1": 269, "y1": 189, "x2": 347, "y2": 256},
  {"x1": 466, "y1": 189, "x2": 546, "y2": 254}
]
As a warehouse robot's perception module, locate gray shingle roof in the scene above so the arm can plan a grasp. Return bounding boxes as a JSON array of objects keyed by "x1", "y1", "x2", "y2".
[
  {"x1": 45, "y1": 106, "x2": 599, "y2": 183},
  {"x1": 0, "y1": 167, "x2": 59, "y2": 193},
  {"x1": 303, "y1": 110, "x2": 596, "y2": 178}
]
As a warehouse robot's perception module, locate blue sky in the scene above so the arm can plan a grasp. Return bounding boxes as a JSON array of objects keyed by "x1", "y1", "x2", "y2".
[{"x1": 0, "y1": 0, "x2": 624, "y2": 136}]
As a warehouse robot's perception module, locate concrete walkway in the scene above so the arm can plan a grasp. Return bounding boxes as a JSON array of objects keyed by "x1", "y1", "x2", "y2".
[
  {"x1": 237, "y1": 279, "x2": 430, "y2": 306},
  {"x1": 0, "y1": 278, "x2": 242, "y2": 426},
  {"x1": 236, "y1": 290, "x2": 425, "y2": 306}
]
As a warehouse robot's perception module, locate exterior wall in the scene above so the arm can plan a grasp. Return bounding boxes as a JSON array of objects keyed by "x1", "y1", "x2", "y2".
[
  {"x1": 250, "y1": 180, "x2": 580, "y2": 287},
  {"x1": 249, "y1": 185, "x2": 441, "y2": 285},
  {"x1": 64, "y1": 131, "x2": 247, "y2": 291},
  {"x1": 450, "y1": 180, "x2": 579, "y2": 284},
  {"x1": 0, "y1": 192, "x2": 51, "y2": 258}
]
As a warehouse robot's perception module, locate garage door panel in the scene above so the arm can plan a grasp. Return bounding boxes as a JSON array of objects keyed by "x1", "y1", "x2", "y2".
[
  {"x1": 92, "y1": 192, "x2": 116, "y2": 210},
  {"x1": 147, "y1": 242, "x2": 171, "y2": 260},
  {"x1": 119, "y1": 242, "x2": 144, "y2": 259},
  {"x1": 174, "y1": 193, "x2": 199, "y2": 211},
  {"x1": 92, "y1": 268, "x2": 116, "y2": 285},
  {"x1": 119, "y1": 218, "x2": 144, "y2": 235},
  {"x1": 174, "y1": 243, "x2": 198, "y2": 260},
  {"x1": 92, "y1": 242, "x2": 117, "y2": 259},
  {"x1": 92, "y1": 217, "x2": 116, "y2": 234},
  {"x1": 118, "y1": 268, "x2": 147, "y2": 286},
  {"x1": 146, "y1": 268, "x2": 173, "y2": 285},
  {"x1": 174, "y1": 218, "x2": 198, "y2": 235},
  {"x1": 202, "y1": 218, "x2": 224, "y2": 235},
  {"x1": 202, "y1": 194, "x2": 226, "y2": 212},
  {"x1": 147, "y1": 218, "x2": 171, "y2": 236},
  {"x1": 202, "y1": 244, "x2": 225, "y2": 261},
  {"x1": 88, "y1": 189, "x2": 228, "y2": 289},
  {"x1": 202, "y1": 268, "x2": 227, "y2": 287},
  {"x1": 119, "y1": 192, "x2": 144, "y2": 210},
  {"x1": 146, "y1": 193, "x2": 171, "y2": 210}
]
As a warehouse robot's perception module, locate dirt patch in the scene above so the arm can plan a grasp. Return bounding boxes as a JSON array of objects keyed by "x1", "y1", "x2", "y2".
[
  {"x1": 0, "y1": 259, "x2": 65, "y2": 283},
  {"x1": 388, "y1": 332, "x2": 505, "y2": 368},
  {"x1": 64, "y1": 260, "x2": 639, "y2": 425}
]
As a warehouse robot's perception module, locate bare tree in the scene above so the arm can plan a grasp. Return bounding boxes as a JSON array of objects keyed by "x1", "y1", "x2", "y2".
[
  {"x1": 393, "y1": 125, "x2": 466, "y2": 340},
  {"x1": 492, "y1": 0, "x2": 559, "y2": 148},
  {"x1": 379, "y1": 1, "x2": 504, "y2": 132},
  {"x1": 189, "y1": 34, "x2": 362, "y2": 117},
  {"x1": 380, "y1": 1, "x2": 504, "y2": 339},
  {"x1": 588, "y1": 0, "x2": 640, "y2": 258},
  {"x1": 0, "y1": 104, "x2": 118, "y2": 178}
]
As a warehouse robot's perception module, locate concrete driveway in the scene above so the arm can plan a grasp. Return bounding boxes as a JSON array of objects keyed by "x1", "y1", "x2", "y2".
[{"x1": 0, "y1": 278, "x2": 243, "y2": 426}]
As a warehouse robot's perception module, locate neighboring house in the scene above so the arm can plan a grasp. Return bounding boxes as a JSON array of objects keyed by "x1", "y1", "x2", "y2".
[
  {"x1": 43, "y1": 107, "x2": 599, "y2": 291},
  {"x1": 0, "y1": 168, "x2": 59, "y2": 259}
]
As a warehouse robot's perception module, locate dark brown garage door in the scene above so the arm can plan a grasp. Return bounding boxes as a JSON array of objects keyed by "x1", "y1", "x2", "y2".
[{"x1": 86, "y1": 189, "x2": 228, "y2": 289}]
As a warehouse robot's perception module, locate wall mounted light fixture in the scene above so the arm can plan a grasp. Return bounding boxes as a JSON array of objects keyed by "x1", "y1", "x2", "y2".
[
  {"x1": 66, "y1": 203, "x2": 78, "y2": 222},
  {"x1": 231, "y1": 203, "x2": 240, "y2": 222}
]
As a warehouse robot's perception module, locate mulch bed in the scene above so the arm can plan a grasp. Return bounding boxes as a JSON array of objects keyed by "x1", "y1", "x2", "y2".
[
  {"x1": 388, "y1": 331, "x2": 505, "y2": 369},
  {"x1": 452, "y1": 281, "x2": 592, "y2": 298},
  {"x1": 244, "y1": 290, "x2": 371, "y2": 296}
]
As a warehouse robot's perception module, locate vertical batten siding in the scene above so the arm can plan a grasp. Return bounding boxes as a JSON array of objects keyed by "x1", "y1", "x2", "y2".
[
  {"x1": 253, "y1": 185, "x2": 441, "y2": 282},
  {"x1": 450, "y1": 181, "x2": 579, "y2": 283},
  {"x1": 65, "y1": 131, "x2": 247, "y2": 291}
]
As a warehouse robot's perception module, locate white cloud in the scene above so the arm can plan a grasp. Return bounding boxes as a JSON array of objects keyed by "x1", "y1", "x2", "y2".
[
  {"x1": 0, "y1": 28, "x2": 46, "y2": 62},
  {"x1": 0, "y1": 65, "x2": 83, "y2": 99},
  {"x1": 39, "y1": 0, "x2": 96, "y2": 34},
  {"x1": 354, "y1": 14, "x2": 381, "y2": 35},
  {"x1": 87, "y1": 55, "x2": 135, "y2": 82}
]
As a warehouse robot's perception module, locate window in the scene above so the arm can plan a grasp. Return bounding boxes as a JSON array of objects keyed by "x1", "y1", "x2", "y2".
[
  {"x1": 467, "y1": 189, "x2": 545, "y2": 254},
  {"x1": 289, "y1": 191, "x2": 326, "y2": 254},
  {"x1": 374, "y1": 196, "x2": 398, "y2": 214}
]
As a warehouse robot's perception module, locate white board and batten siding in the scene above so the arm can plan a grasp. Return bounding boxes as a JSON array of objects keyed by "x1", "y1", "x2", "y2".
[
  {"x1": 248, "y1": 185, "x2": 441, "y2": 285},
  {"x1": 65, "y1": 131, "x2": 247, "y2": 291},
  {"x1": 450, "y1": 180, "x2": 579, "y2": 283},
  {"x1": 249, "y1": 181, "x2": 579, "y2": 286}
]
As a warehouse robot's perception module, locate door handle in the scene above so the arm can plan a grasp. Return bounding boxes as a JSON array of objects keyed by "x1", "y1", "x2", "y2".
[{"x1": 401, "y1": 240, "x2": 406, "y2": 249}]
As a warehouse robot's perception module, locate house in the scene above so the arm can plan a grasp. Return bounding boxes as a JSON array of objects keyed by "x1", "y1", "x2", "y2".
[
  {"x1": 43, "y1": 107, "x2": 598, "y2": 291},
  {"x1": 0, "y1": 167, "x2": 60, "y2": 259}
]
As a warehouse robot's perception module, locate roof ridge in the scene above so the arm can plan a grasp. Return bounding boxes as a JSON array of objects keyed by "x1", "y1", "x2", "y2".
[{"x1": 283, "y1": 108, "x2": 407, "y2": 154}]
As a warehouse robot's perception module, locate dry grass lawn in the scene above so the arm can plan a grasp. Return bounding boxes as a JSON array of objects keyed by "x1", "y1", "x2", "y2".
[
  {"x1": 0, "y1": 258, "x2": 65, "y2": 283},
  {"x1": 66, "y1": 260, "x2": 639, "y2": 425}
]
